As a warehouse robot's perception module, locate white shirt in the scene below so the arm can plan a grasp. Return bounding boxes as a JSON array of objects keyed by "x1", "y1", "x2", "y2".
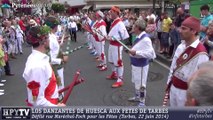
[
  {"x1": 74, "y1": 15, "x2": 80, "y2": 22},
  {"x1": 167, "y1": 39, "x2": 209, "y2": 84},
  {"x1": 131, "y1": 31, "x2": 156, "y2": 59},
  {"x1": 146, "y1": 14, "x2": 156, "y2": 21},
  {"x1": 15, "y1": 25, "x2": 23, "y2": 38},
  {"x1": 123, "y1": 19, "x2": 130, "y2": 27},
  {"x1": 23, "y1": 50, "x2": 58, "y2": 106},
  {"x1": 108, "y1": 18, "x2": 129, "y2": 41},
  {"x1": 83, "y1": 17, "x2": 92, "y2": 35},
  {"x1": 68, "y1": 21, "x2": 78, "y2": 31},
  {"x1": 93, "y1": 19, "x2": 107, "y2": 41},
  {"x1": 49, "y1": 33, "x2": 62, "y2": 65}
]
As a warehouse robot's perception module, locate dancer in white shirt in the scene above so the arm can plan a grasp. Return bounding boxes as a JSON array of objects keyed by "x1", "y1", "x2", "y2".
[
  {"x1": 107, "y1": 6, "x2": 129, "y2": 88},
  {"x1": 23, "y1": 26, "x2": 65, "y2": 107},
  {"x1": 128, "y1": 19, "x2": 156, "y2": 106},
  {"x1": 45, "y1": 16, "x2": 69, "y2": 100}
]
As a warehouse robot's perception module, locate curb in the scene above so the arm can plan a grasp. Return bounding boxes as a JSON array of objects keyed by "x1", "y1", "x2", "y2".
[{"x1": 156, "y1": 53, "x2": 171, "y2": 67}]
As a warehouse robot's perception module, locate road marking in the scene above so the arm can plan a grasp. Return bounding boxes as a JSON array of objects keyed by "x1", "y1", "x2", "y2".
[
  {"x1": 154, "y1": 59, "x2": 170, "y2": 70},
  {"x1": 1, "y1": 80, "x2": 6, "y2": 83},
  {"x1": 0, "y1": 83, "x2": 4, "y2": 86},
  {"x1": 0, "y1": 92, "x2": 4, "y2": 95},
  {"x1": 0, "y1": 89, "x2": 4, "y2": 92}
]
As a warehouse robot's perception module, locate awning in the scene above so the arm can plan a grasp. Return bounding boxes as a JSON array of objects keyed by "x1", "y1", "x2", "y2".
[
  {"x1": 82, "y1": 5, "x2": 92, "y2": 10},
  {"x1": 95, "y1": 4, "x2": 159, "y2": 10}
]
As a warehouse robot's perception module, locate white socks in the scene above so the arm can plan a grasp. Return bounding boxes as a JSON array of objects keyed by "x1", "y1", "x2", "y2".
[{"x1": 116, "y1": 66, "x2": 124, "y2": 82}]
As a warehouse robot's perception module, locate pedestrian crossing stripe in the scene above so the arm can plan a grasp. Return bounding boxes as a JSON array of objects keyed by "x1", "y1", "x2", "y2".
[
  {"x1": 0, "y1": 89, "x2": 4, "y2": 92},
  {"x1": 1, "y1": 80, "x2": 6, "y2": 83},
  {"x1": 0, "y1": 93, "x2": 4, "y2": 95},
  {"x1": 0, "y1": 83, "x2": 4, "y2": 86}
]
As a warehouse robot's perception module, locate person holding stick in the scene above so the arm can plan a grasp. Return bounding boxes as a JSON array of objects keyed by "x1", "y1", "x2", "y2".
[
  {"x1": 45, "y1": 16, "x2": 69, "y2": 100},
  {"x1": 23, "y1": 26, "x2": 65, "y2": 107},
  {"x1": 128, "y1": 19, "x2": 156, "y2": 106},
  {"x1": 106, "y1": 6, "x2": 129, "y2": 88},
  {"x1": 93, "y1": 10, "x2": 108, "y2": 71}
]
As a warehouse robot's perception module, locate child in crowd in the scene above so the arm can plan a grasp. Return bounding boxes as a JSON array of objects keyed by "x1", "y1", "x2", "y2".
[
  {"x1": 146, "y1": 18, "x2": 157, "y2": 50},
  {"x1": 168, "y1": 22, "x2": 181, "y2": 59}
]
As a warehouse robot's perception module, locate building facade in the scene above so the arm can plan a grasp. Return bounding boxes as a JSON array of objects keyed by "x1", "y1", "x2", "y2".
[{"x1": 84, "y1": 0, "x2": 157, "y2": 10}]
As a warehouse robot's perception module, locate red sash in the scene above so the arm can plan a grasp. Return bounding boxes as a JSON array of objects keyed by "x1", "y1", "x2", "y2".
[
  {"x1": 44, "y1": 70, "x2": 58, "y2": 105},
  {"x1": 109, "y1": 18, "x2": 122, "y2": 46},
  {"x1": 172, "y1": 42, "x2": 207, "y2": 90},
  {"x1": 171, "y1": 76, "x2": 188, "y2": 90},
  {"x1": 110, "y1": 18, "x2": 121, "y2": 30},
  {"x1": 93, "y1": 20, "x2": 107, "y2": 41},
  {"x1": 109, "y1": 41, "x2": 121, "y2": 46}
]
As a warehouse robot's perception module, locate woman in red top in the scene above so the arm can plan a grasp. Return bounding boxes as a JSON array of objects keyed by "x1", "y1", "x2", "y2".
[{"x1": 18, "y1": 16, "x2": 27, "y2": 33}]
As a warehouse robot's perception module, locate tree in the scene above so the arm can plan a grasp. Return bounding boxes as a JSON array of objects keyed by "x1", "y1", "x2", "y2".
[{"x1": 51, "y1": 3, "x2": 65, "y2": 13}]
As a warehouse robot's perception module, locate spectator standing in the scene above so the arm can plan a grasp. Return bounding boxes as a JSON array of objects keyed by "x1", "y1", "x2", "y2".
[
  {"x1": 18, "y1": 15, "x2": 27, "y2": 36},
  {"x1": 156, "y1": 14, "x2": 163, "y2": 52},
  {"x1": 146, "y1": 9, "x2": 156, "y2": 22},
  {"x1": 175, "y1": 8, "x2": 190, "y2": 28},
  {"x1": 68, "y1": 17, "x2": 78, "y2": 42},
  {"x1": 200, "y1": 4, "x2": 213, "y2": 41},
  {"x1": 161, "y1": 12, "x2": 172, "y2": 55},
  {"x1": 14, "y1": 18, "x2": 24, "y2": 54},
  {"x1": 139, "y1": 11, "x2": 147, "y2": 21},
  {"x1": 203, "y1": 20, "x2": 213, "y2": 56},
  {"x1": 168, "y1": 22, "x2": 181, "y2": 58}
]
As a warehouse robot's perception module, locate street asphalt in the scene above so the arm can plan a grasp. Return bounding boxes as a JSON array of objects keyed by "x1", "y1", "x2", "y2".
[{"x1": 0, "y1": 31, "x2": 169, "y2": 106}]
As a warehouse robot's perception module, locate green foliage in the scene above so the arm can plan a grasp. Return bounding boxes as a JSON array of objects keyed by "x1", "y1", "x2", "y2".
[
  {"x1": 51, "y1": 3, "x2": 65, "y2": 13},
  {"x1": 38, "y1": 25, "x2": 51, "y2": 36}
]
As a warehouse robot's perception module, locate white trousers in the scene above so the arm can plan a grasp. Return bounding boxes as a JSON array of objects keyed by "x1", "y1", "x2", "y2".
[
  {"x1": 87, "y1": 34, "x2": 93, "y2": 48},
  {"x1": 95, "y1": 41, "x2": 106, "y2": 64},
  {"x1": 108, "y1": 45, "x2": 123, "y2": 66},
  {"x1": 169, "y1": 85, "x2": 187, "y2": 107},
  {"x1": 15, "y1": 37, "x2": 23, "y2": 54},
  {"x1": 57, "y1": 68, "x2": 64, "y2": 92},
  {"x1": 90, "y1": 35, "x2": 96, "y2": 51},
  {"x1": 8, "y1": 43, "x2": 16, "y2": 54},
  {"x1": 131, "y1": 65, "x2": 149, "y2": 90}
]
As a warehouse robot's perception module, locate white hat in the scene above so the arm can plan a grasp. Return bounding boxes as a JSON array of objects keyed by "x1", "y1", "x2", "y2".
[
  {"x1": 96, "y1": 10, "x2": 104, "y2": 18},
  {"x1": 70, "y1": 16, "x2": 74, "y2": 20},
  {"x1": 29, "y1": 19, "x2": 37, "y2": 25}
]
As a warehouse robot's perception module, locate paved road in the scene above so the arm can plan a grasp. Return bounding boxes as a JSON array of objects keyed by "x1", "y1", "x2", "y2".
[{"x1": 0, "y1": 32, "x2": 169, "y2": 106}]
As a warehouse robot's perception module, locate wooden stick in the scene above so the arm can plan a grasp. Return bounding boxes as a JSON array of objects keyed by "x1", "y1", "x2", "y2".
[
  {"x1": 112, "y1": 36, "x2": 131, "y2": 51},
  {"x1": 59, "y1": 27, "x2": 67, "y2": 45},
  {"x1": 61, "y1": 70, "x2": 80, "y2": 104},
  {"x1": 92, "y1": 28, "x2": 131, "y2": 51},
  {"x1": 162, "y1": 92, "x2": 169, "y2": 106}
]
